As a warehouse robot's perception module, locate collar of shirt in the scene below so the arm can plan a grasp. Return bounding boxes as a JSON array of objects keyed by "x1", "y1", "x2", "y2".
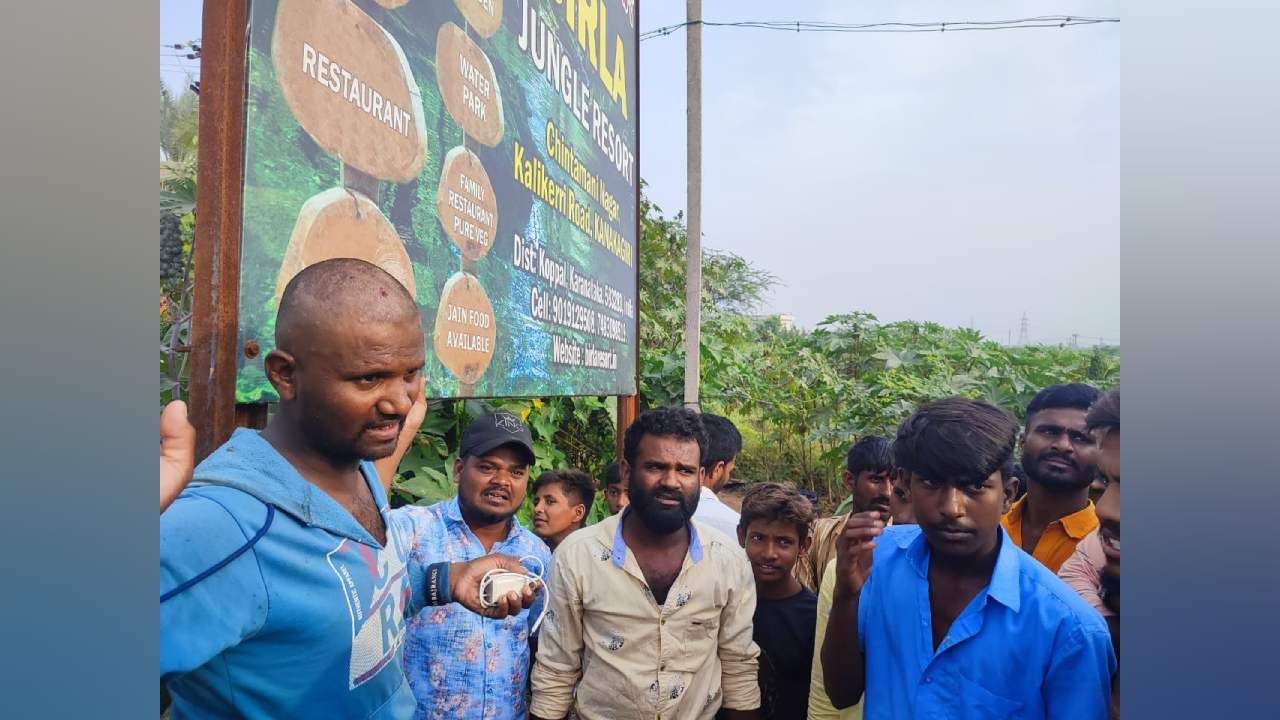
[
  {"x1": 1004, "y1": 495, "x2": 1098, "y2": 540},
  {"x1": 1058, "y1": 501, "x2": 1099, "y2": 539},
  {"x1": 610, "y1": 505, "x2": 704, "y2": 568},
  {"x1": 902, "y1": 524, "x2": 1022, "y2": 613},
  {"x1": 693, "y1": 486, "x2": 743, "y2": 536},
  {"x1": 857, "y1": 523, "x2": 1115, "y2": 718},
  {"x1": 441, "y1": 496, "x2": 522, "y2": 548}
]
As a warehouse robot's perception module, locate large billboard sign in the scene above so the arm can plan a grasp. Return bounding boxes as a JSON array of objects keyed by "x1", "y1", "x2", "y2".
[{"x1": 235, "y1": 0, "x2": 638, "y2": 400}]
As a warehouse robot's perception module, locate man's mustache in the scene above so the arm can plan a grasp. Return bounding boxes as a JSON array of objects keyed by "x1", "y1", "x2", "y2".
[{"x1": 1039, "y1": 452, "x2": 1078, "y2": 469}]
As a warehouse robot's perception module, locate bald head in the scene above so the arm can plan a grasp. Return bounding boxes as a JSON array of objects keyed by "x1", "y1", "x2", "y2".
[
  {"x1": 263, "y1": 258, "x2": 425, "y2": 467},
  {"x1": 275, "y1": 258, "x2": 419, "y2": 352}
]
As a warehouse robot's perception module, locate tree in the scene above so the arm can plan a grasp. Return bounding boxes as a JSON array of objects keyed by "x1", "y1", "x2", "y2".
[{"x1": 160, "y1": 78, "x2": 199, "y2": 403}]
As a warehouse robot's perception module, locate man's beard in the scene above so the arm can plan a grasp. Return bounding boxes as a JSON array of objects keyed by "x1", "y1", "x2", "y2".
[
  {"x1": 629, "y1": 481, "x2": 698, "y2": 534},
  {"x1": 1021, "y1": 448, "x2": 1093, "y2": 491}
]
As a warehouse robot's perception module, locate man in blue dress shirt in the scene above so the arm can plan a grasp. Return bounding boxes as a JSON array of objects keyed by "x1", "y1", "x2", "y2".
[{"x1": 821, "y1": 397, "x2": 1116, "y2": 719}]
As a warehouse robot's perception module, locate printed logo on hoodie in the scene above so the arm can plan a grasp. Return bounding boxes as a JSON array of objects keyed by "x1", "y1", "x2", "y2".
[{"x1": 326, "y1": 522, "x2": 413, "y2": 689}]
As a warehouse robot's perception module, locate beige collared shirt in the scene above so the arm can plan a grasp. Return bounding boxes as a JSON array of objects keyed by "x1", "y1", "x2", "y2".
[{"x1": 530, "y1": 511, "x2": 761, "y2": 720}]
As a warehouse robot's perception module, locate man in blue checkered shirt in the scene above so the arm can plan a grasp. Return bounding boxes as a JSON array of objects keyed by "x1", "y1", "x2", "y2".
[{"x1": 397, "y1": 412, "x2": 552, "y2": 720}]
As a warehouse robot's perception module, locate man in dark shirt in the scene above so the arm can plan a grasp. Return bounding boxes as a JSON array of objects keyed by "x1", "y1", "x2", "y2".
[{"x1": 737, "y1": 482, "x2": 818, "y2": 720}]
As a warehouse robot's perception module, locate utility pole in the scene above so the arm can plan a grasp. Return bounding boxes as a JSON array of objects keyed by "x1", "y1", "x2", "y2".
[
  {"x1": 683, "y1": 0, "x2": 702, "y2": 411},
  {"x1": 1017, "y1": 312, "x2": 1030, "y2": 346}
]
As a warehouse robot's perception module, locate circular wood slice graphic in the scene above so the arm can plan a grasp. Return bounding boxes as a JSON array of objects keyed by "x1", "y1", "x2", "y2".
[
  {"x1": 274, "y1": 187, "x2": 416, "y2": 304},
  {"x1": 433, "y1": 271, "x2": 497, "y2": 384},
  {"x1": 272, "y1": 0, "x2": 427, "y2": 182},
  {"x1": 454, "y1": 0, "x2": 504, "y2": 39},
  {"x1": 436, "y1": 146, "x2": 498, "y2": 261},
  {"x1": 436, "y1": 22, "x2": 505, "y2": 147}
]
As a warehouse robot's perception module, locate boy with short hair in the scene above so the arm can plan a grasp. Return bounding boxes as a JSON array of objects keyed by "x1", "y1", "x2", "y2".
[
  {"x1": 599, "y1": 461, "x2": 628, "y2": 515},
  {"x1": 531, "y1": 469, "x2": 596, "y2": 552},
  {"x1": 822, "y1": 397, "x2": 1115, "y2": 719},
  {"x1": 737, "y1": 482, "x2": 818, "y2": 720}
]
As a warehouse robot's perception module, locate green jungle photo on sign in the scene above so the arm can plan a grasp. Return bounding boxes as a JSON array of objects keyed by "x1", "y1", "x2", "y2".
[{"x1": 236, "y1": 0, "x2": 639, "y2": 402}]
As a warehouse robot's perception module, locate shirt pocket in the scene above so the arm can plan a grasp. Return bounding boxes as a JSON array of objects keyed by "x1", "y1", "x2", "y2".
[
  {"x1": 675, "y1": 612, "x2": 720, "y2": 671},
  {"x1": 660, "y1": 609, "x2": 719, "y2": 675},
  {"x1": 952, "y1": 675, "x2": 1024, "y2": 720},
  {"x1": 685, "y1": 615, "x2": 719, "y2": 644}
]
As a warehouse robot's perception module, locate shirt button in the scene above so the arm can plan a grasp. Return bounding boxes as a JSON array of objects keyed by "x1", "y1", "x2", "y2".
[{"x1": 924, "y1": 676, "x2": 933, "y2": 684}]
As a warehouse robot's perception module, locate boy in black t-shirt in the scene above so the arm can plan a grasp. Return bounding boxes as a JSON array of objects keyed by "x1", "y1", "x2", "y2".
[{"x1": 736, "y1": 483, "x2": 818, "y2": 720}]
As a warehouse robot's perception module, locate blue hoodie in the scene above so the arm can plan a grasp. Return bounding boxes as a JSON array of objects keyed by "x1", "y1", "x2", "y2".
[{"x1": 161, "y1": 429, "x2": 429, "y2": 719}]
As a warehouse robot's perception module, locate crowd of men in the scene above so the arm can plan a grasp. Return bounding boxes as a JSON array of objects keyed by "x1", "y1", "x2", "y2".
[{"x1": 159, "y1": 259, "x2": 1120, "y2": 719}]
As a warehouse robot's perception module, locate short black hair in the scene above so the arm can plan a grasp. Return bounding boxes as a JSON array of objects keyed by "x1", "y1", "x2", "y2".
[
  {"x1": 1009, "y1": 463, "x2": 1029, "y2": 500},
  {"x1": 700, "y1": 413, "x2": 743, "y2": 471},
  {"x1": 846, "y1": 436, "x2": 893, "y2": 475},
  {"x1": 738, "y1": 482, "x2": 815, "y2": 542},
  {"x1": 623, "y1": 407, "x2": 708, "y2": 468},
  {"x1": 600, "y1": 461, "x2": 622, "y2": 488},
  {"x1": 1086, "y1": 387, "x2": 1120, "y2": 436},
  {"x1": 533, "y1": 468, "x2": 596, "y2": 512},
  {"x1": 894, "y1": 397, "x2": 1019, "y2": 486},
  {"x1": 1025, "y1": 383, "x2": 1102, "y2": 425}
]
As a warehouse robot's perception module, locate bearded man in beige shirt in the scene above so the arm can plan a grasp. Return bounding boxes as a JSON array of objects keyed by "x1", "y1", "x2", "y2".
[{"x1": 530, "y1": 407, "x2": 761, "y2": 720}]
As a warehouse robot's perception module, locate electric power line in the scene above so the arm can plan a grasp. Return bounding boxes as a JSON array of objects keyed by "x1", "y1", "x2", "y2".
[{"x1": 640, "y1": 16, "x2": 1118, "y2": 42}]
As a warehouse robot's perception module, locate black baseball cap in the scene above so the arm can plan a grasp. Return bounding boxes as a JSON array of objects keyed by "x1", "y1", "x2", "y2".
[{"x1": 459, "y1": 411, "x2": 536, "y2": 465}]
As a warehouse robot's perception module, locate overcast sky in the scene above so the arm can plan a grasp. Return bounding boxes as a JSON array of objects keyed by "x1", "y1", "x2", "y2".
[{"x1": 162, "y1": 0, "x2": 1120, "y2": 346}]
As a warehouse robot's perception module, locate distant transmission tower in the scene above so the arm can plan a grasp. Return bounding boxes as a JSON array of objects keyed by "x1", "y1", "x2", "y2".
[{"x1": 1017, "y1": 313, "x2": 1030, "y2": 346}]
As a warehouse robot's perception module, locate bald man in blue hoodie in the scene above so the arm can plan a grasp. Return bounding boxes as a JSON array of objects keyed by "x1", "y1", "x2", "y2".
[{"x1": 160, "y1": 259, "x2": 537, "y2": 719}]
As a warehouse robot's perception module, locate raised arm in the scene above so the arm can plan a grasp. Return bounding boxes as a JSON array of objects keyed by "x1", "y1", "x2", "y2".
[
  {"x1": 160, "y1": 400, "x2": 196, "y2": 513},
  {"x1": 373, "y1": 379, "x2": 427, "y2": 493},
  {"x1": 820, "y1": 511, "x2": 884, "y2": 709}
]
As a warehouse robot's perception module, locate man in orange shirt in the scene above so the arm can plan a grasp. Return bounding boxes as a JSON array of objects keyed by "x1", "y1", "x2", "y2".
[{"x1": 1001, "y1": 383, "x2": 1102, "y2": 572}]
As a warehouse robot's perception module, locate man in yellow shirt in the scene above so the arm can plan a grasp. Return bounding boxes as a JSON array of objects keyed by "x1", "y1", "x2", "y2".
[
  {"x1": 1001, "y1": 383, "x2": 1102, "y2": 572},
  {"x1": 808, "y1": 559, "x2": 862, "y2": 719}
]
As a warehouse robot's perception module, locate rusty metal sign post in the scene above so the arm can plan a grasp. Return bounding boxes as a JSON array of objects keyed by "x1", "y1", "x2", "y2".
[{"x1": 189, "y1": 0, "x2": 251, "y2": 461}]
